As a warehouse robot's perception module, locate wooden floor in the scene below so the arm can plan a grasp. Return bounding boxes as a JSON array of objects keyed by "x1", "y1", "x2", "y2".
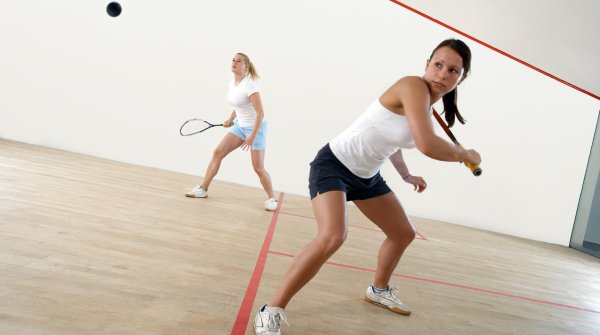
[{"x1": 1, "y1": 139, "x2": 599, "y2": 335}]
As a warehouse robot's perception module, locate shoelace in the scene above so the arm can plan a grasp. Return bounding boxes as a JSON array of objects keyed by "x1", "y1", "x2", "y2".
[
  {"x1": 385, "y1": 286, "x2": 404, "y2": 305},
  {"x1": 188, "y1": 186, "x2": 205, "y2": 193},
  {"x1": 266, "y1": 310, "x2": 290, "y2": 330}
]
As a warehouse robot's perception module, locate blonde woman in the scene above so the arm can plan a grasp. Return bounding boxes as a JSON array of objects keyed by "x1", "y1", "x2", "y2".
[{"x1": 186, "y1": 53, "x2": 277, "y2": 211}]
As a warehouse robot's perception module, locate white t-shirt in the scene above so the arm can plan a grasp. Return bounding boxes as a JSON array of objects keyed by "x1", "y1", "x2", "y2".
[
  {"x1": 329, "y1": 99, "x2": 428, "y2": 179},
  {"x1": 227, "y1": 76, "x2": 262, "y2": 127}
]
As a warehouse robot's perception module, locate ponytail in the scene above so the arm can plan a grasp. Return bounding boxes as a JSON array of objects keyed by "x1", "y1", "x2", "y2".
[
  {"x1": 442, "y1": 88, "x2": 465, "y2": 127},
  {"x1": 246, "y1": 60, "x2": 259, "y2": 80},
  {"x1": 430, "y1": 39, "x2": 471, "y2": 128},
  {"x1": 236, "y1": 52, "x2": 260, "y2": 80}
]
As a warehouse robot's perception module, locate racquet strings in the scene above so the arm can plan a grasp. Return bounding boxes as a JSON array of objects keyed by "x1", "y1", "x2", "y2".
[{"x1": 180, "y1": 119, "x2": 215, "y2": 136}]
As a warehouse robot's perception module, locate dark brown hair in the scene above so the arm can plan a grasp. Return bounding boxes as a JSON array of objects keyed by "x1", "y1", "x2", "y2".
[{"x1": 429, "y1": 39, "x2": 471, "y2": 127}]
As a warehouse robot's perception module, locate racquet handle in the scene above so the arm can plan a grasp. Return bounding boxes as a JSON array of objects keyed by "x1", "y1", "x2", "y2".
[
  {"x1": 432, "y1": 109, "x2": 481, "y2": 177},
  {"x1": 465, "y1": 162, "x2": 482, "y2": 176},
  {"x1": 458, "y1": 144, "x2": 482, "y2": 176}
]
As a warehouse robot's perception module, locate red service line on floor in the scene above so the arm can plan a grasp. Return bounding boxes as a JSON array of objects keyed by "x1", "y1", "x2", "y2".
[
  {"x1": 230, "y1": 192, "x2": 285, "y2": 335},
  {"x1": 268, "y1": 250, "x2": 600, "y2": 315}
]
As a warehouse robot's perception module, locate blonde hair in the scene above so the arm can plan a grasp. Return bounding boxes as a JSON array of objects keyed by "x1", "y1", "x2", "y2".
[{"x1": 236, "y1": 52, "x2": 260, "y2": 80}]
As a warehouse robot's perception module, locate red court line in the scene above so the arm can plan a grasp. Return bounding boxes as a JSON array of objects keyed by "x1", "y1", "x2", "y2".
[
  {"x1": 389, "y1": 0, "x2": 599, "y2": 101},
  {"x1": 280, "y1": 211, "x2": 427, "y2": 240},
  {"x1": 230, "y1": 192, "x2": 285, "y2": 335},
  {"x1": 268, "y1": 250, "x2": 600, "y2": 315}
]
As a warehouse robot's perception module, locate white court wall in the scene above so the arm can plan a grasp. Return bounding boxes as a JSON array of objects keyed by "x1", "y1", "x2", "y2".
[
  {"x1": 1, "y1": 0, "x2": 598, "y2": 246},
  {"x1": 399, "y1": 0, "x2": 600, "y2": 99}
]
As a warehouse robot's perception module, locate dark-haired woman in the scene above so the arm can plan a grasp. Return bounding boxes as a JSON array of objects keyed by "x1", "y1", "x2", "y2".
[{"x1": 254, "y1": 39, "x2": 481, "y2": 334}]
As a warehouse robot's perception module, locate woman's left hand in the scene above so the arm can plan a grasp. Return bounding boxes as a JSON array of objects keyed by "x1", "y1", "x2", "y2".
[
  {"x1": 240, "y1": 134, "x2": 256, "y2": 151},
  {"x1": 405, "y1": 175, "x2": 427, "y2": 193}
]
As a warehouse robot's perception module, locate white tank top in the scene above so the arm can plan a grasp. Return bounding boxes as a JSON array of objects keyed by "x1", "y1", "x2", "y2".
[{"x1": 329, "y1": 99, "x2": 426, "y2": 179}]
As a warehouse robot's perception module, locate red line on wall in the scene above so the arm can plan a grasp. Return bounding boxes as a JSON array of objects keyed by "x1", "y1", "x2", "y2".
[
  {"x1": 230, "y1": 192, "x2": 285, "y2": 335},
  {"x1": 268, "y1": 250, "x2": 600, "y2": 315},
  {"x1": 388, "y1": 0, "x2": 599, "y2": 100}
]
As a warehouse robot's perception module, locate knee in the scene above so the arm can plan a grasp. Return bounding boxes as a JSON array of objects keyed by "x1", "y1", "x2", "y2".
[
  {"x1": 319, "y1": 233, "x2": 346, "y2": 255},
  {"x1": 406, "y1": 227, "x2": 416, "y2": 243},
  {"x1": 212, "y1": 148, "x2": 227, "y2": 160},
  {"x1": 401, "y1": 226, "x2": 417, "y2": 245},
  {"x1": 253, "y1": 166, "x2": 266, "y2": 176},
  {"x1": 391, "y1": 225, "x2": 416, "y2": 246}
]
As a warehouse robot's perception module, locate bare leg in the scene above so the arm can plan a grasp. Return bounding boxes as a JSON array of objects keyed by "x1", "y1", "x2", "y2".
[
  {"x1": 251, "y1": 149, "x2": 274, "y2": 198},
  {"x1": 200, "y1": 133, "x2": 243, "y2": 190},
  {"x1": 268, "y1": 191, "x2": 347, "y2": 308},
  {"x1": 353, "y1": 192, "x2": 416, "y2": 288}
]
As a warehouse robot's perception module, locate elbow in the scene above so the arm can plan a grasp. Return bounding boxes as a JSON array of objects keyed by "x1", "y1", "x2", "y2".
[
  {"x1": 417, "y1": 143, "x2": 437, "y2": 159},
  {"x1": 416, "y1": 141, "x2": 435, "y2": 158}
]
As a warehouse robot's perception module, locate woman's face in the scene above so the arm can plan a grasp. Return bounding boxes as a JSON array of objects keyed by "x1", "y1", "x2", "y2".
[
  {"x1": 231, "y1": 54, "x2": 247, "y2": 75},
  {"x1": 423, "y1": 46, "x2": 465, "y2": 96}
]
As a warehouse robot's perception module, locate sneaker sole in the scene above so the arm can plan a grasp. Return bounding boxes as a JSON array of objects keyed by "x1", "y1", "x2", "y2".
[
  {"x1": 185, "y1": 194, "x2": 208, "y2": 198},
  {"x1": 364, "y1": 294, "x2": 412, "y2": 315}
]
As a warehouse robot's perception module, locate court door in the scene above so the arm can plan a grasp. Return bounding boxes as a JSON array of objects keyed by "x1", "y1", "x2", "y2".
[{"x1": 572, "y1": 111, "x2": 600, "y2": 258}]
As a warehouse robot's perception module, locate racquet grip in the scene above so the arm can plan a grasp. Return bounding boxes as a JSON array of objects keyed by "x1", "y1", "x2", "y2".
[
  {"x1": 458, "y1": 144, "x2": 482, "y2": 176},
  {"x1": 465, "y1": 162, "x2": 482, "y2": 176}
]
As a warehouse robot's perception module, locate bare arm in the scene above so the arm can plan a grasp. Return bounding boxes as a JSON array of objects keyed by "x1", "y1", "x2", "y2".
[
  {"x1": 393, "y1": 77, "x2": 466, "y2": 162},
  {"x1": 249, "y1": 92, "x2": 264, "y2": 135},
  {"x1": 389, "y1": 149, "x2": 410, "y2": 179},
  {"x1": 389, "y1": 149, "x2": 428, "y2": 193},
  {"x1": 240, "y1": 92, "x2": 264, "y2": 150}
]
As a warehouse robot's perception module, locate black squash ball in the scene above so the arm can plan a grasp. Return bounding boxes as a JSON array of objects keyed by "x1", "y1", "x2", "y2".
[{"x1": 107, "y1": 2, "x2": 122, "y2": 17}]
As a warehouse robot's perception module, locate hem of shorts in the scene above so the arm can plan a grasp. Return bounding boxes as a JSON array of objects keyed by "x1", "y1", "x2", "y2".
[
  {"x1": 348, "y1": 189, "x2": 393, "y2": 201},
  {"x1": 310, "y1": 185, "x2": 347, "y2": 200}
]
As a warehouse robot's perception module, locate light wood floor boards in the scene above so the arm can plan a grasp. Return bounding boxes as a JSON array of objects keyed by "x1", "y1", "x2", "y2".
[{"x1": 1, "y1": 139, "x2": 599, "y2": 334}]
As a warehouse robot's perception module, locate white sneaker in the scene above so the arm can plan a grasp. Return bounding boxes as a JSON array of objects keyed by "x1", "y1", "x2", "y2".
[
  {"x1": 364, "y1": 285, "x2": 411, "y2": 315},
  {"x1": 185, "y1": 185, "x2": 208, "y2": 198},
  {"x1": 264, "y1": 198, "x2": 278, "y2": 211},
  {"x1": 254, "y1": 304, "x2": 289, "y2": 335}
]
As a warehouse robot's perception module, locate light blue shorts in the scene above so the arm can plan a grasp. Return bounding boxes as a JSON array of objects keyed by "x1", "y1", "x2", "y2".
[{"x1": 229, "y1": 121, "x2": 267, "y2": 150}]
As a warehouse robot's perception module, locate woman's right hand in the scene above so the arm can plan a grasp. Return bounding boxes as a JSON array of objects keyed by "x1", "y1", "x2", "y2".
[
  {"x1": 223, "y1": 120, "x2": 233, "y2": 128},
  {"x1": 462, "y1": 149, "x2": 481, "y2": 165}
]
